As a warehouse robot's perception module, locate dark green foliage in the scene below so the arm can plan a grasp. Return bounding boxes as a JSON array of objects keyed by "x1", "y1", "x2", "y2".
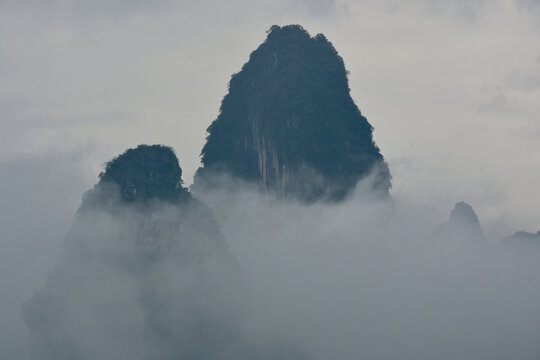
[
  {"x1": 99, "y1": 144, "x2": 188, "y2": 203},
  {"x1": 197, "y1": 25, "x2": 391, "y2": 202}
]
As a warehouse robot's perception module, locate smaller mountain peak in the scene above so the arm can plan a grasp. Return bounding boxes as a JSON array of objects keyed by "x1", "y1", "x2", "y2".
[
  {"x1": 433, "y1": 201, "x2": 485, "y2": 243},
  {"x1": 502, "y1": 230, "x2": 540, "y2": 244},
  {"x1": 98, "y1": 144, "x2": 187, "y2": 202},
  {"x1": 448, "y1": 201, "x2": 480, "y2": 225}
]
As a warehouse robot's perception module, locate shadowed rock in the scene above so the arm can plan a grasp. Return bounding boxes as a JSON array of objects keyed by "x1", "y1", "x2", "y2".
[{"x1": 194, "y1": 25, "x2": 390, "y2": 203}]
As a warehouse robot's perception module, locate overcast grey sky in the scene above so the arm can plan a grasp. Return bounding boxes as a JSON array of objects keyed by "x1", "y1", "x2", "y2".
[{"x1": 1, "y1": 0, "x2": 539, "y2": 238}]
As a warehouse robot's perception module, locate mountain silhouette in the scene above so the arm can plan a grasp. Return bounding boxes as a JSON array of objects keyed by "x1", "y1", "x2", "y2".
[
  {"x1": 195, "y1": 25, "x2": 391, "y2": 202},
  {"x1": 434, "y1": 202, "x2": 485, "y2": 244}
]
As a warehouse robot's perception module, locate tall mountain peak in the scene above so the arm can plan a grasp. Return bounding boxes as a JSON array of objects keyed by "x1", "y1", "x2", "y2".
[
  {"x1": 195, "y1": 24, "x2": 391, "y2": 202},
  {"x1": 501, "y1": 230, "x2": 540, "y2": 245}
]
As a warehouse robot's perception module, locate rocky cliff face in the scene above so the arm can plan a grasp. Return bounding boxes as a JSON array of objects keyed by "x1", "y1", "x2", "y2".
[{"x1": 195, "y1": 25, "x2": 391, "y2": 202}]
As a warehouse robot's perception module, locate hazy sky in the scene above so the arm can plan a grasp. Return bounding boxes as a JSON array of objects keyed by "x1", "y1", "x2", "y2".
[{"x1": 1, "y1": 0, "x2": 539, "y2": 237}]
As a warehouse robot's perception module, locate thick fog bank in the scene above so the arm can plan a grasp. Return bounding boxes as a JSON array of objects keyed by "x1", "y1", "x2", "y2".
[
  {"x1": 4, "y1": 159, "x2": 540, "y2": 360},
  {"x1": 0, "y1": 153, "x2": 93, "y2": 360},
  {"x1": 194, "y1": 175, "x2": 540, "y2": 360},
  {"x1": 19, "y1": 146, "x2": 311, "y2": 360}
]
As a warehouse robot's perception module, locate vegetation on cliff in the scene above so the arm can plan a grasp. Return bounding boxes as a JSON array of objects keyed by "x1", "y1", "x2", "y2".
[{"x1": 196, "y1": 25, "x2": 391, "y2": 202}]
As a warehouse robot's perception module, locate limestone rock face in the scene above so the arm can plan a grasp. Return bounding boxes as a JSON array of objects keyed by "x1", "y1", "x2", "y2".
[{"x1": 195, "y1": 25, "x2": 391, "y2": 202}]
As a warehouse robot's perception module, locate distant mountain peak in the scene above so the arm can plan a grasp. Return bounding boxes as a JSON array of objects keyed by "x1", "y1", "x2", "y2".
[
  {"x1": 23, "y1": 145, "x2": 249, "y2": 360},
  {"x1": 434, "y1": 201, "x2": 485, "y2": 243},
  {"x1": 448, "y1": 201, "x2": 480, "y2": 225},
  {"x1": 501, "y1": 230, "x2": 540, "y2": 244},
  {"x1": 195, "y1": 24, "x2": 391, "y2": 202}
]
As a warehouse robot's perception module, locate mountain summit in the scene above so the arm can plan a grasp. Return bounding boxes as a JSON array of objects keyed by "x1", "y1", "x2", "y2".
[
  {"x1": 434, "y1": 202, "x2": 485, "y2": 244},
  {"x1": 195, "y1": 25, "x2": 391, "y2": 202},
  {"x1": 97, "y1": 144, "x2": 188, "y2": 203}
]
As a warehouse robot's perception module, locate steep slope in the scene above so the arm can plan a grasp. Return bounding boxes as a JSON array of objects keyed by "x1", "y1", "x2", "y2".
[{"x1": 195, "y1": 25, "x2": 391, "y2": 202}]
